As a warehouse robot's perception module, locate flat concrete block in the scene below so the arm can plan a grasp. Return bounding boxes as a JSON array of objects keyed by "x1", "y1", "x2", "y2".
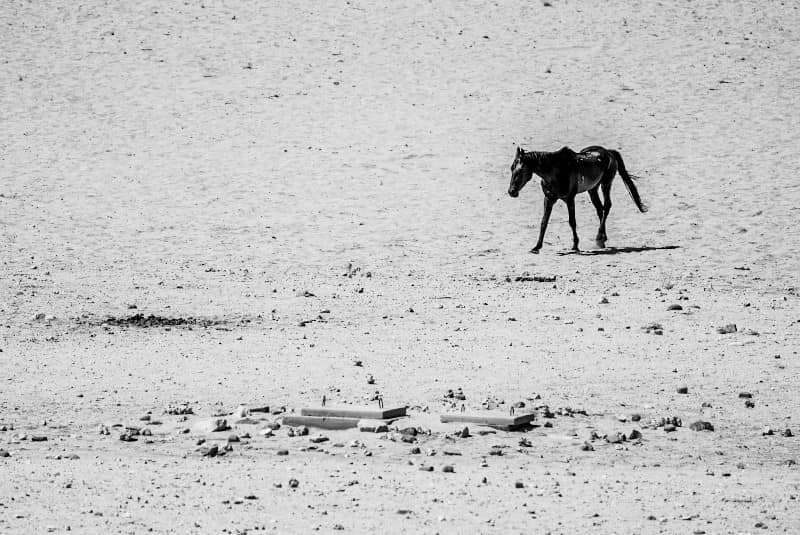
[
  {"x1": 440, "y1": 411, "x2": 535, "y2": 431},
  {"x1": 282, "y1": 415, "x2": 360, "y2": 430},
  {"x1": 301, "y1": 405, "x2": 407, "y2": 420}
]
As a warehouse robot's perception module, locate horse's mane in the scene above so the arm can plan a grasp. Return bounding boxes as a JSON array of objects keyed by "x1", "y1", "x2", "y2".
[{"x1": 523, "y1": 147, "x2": 573, "y2": 171}]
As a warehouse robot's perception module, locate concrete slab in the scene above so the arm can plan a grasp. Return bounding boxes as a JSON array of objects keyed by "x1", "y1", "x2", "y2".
[
  {"x1": 282, "y1": 415, "x2": 360, "y2": 430},
  {"x1": 439, "y1": 411, "x2": 535, "y2": 431},
  {"x1": 301, "y1": 406, "x2": 407, "y2": 420}
]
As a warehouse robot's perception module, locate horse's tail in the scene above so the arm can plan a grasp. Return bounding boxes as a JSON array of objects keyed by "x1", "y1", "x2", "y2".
[{"x1": 610, "y1": 149, "x2": 648, "y2": 213}]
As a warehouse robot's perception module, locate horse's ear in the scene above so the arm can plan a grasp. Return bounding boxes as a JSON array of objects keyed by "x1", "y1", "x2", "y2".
[{"x1": 516, "y1": 146, "x2": 523, "y2": 156}]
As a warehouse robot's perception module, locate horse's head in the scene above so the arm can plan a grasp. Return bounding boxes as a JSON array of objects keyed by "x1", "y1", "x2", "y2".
[{"x1": 508, "y1": 146, "x2": 533, "y2": 198}]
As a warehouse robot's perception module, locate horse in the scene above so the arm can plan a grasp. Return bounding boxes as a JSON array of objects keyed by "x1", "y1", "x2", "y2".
[{"x1": 507, "y1": 145, "x2": 647, "y2": 253}]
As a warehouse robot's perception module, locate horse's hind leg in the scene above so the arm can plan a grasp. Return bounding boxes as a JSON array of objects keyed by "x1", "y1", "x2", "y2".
[
  {"x1": 599, "y1": 179, "x2": 613, "y2": 245},
  {"x1": 566, "y1": 195, "x2": 580, "y2": 251},
  {"x1": 531, "y1": 195, "x2": 556, "y2": 253},
  {"x1": 588, "y1": 187, "x2": 605, "y2": 247}
]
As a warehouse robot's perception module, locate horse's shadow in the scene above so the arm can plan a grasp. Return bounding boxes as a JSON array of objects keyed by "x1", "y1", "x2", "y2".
[{"x1": 557, "y1": 245, "x2": 680, "y2": 256}]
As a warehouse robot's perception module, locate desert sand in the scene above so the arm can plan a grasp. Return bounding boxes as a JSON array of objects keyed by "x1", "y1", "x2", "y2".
[{"x1": 1, "y1": 0, "x2": 799, "y2": 533}]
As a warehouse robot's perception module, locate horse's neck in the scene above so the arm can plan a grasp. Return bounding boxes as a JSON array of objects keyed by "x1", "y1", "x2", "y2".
[{"x1": 526, "y1": 151, "x2": 556, "y2": 176}]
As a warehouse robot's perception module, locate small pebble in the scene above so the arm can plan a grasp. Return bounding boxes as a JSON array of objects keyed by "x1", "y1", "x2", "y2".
[
  {"x1": 515, "y1": 481, "x2": 524, "y2": 488},
  {"x1": 677, "y1": 386, "x2": 689, "y2": 394},
  {"x1": 288, "y1": 478, "x2": 299, "y2": 488},
  {"x1": 277, "y1": 449, "x2": 289, "y2": 456},
  {"x1": 442, "y1": 465, "x2": 455, "y2": 473}
]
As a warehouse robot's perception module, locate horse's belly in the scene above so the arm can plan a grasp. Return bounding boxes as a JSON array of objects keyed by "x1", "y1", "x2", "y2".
[{"x1": 574, "y1": 173, "x2": 603, "y2": 193}]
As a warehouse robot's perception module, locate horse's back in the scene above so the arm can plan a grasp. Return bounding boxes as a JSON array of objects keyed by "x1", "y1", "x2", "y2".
[{"x1": 573, "y1": 146, "x2": 614, "y2": 193}]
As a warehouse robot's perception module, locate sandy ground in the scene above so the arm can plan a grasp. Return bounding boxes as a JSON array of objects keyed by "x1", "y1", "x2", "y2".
[{"x1": 2, "y1": 0, "x2": 800, "y2": 533}]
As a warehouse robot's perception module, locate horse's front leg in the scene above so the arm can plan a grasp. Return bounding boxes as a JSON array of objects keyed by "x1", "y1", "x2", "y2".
[
  {"x1": 566, "y1": 195, "x2": 580, "y2": 251},
  {"x1": 531, "y1": 195, "x2": 556, "y2": 254}
]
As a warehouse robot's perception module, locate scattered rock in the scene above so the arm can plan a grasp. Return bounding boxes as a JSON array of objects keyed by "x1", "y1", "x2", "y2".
[
  {"x1": 358, "y1": 420, "x2": 388, "y2": 433},
  {"x1": 642, "y1": 322, "x2": 664, "y2": 335},
  {"x1": 459, "y1": 427, "x2": 470, "y2": 438},
  {"x1": 630, "y1": 414, "x2": 642, "y2": 422},
  {"x1": 664, "y1": 424, "x2": 676, "y2": 433},
  {"x1": 98, "y1": 425, "x2": 110, "y2": 435},
  {"x1": 30, "y1": 435, "x2": 47, "y2": 442},
  {"x1": 716, "y1": 324, "x2": 737, "y2": 334},
  {"x1": 227, "y1": 434, "x2": 240, "y2": 443},
  {"x1": 0, "y1": 449, "x2": 10, "y2": 457},
  {"x1": 677, "y1": 386, "x2": 689, "y2": 394},
  {"x1": 277, "y1": 449, "x2": 289, "y2": 456},
  {"x1": 762, "y1": 427, "x2": 774, "y2": 436},
  {"x1": 599, "y1": 297, "x2": 609, "y2": 304},
  {"x1": 419, "y1": 465, "x2": 434, "y2": 472},
  {"x1": 232, "y1": 405, "x2": 250, "y2": 418},
  {"x1": 288, "y1": 478, "x2": 299, "y2": 488},
  {"x1": 689, "y1": 421, "x2": 714, "y2": 432},
  {"x1": 738, "y1": 392, "x2": 752, "y2": 399},
  {"x1": 580, "y1": 442, "x2": 594, "y2": 451},
  {"x1": 309, "y1": 435, "x2": 329, "y2": 444},
  {"x1": 445, "y1": 388, "x2": 466, "y2": 401},
  {"x1": 409, "y1": 447, "x2": 421, "y2": 455},
  {"x1": 606, "y1": 432, "x2": 625, "y2": 444},
  {"x1": 744, "y1": 400, "x2": 755, "y2": 408},
  {"x1": 667, "y1": 304, "x2": 683, "y2": 311},
  {"x1": 166, "y1": 404, "x2": 194, "y2": 415},
  {"x1": 519, "y1": 437, "x2": 532, "y2": 447},
  {"x1": 515, "y1": 481, "x2": 525, "y2": 488},
  {"x1": 192, "y1": 418, "x2": 230, "y2": 433},
  {"x1": 119, "y1": 431, "x2": 137, "y2": 442},
  {"x1": 199, "y1": 445, "x2": 219, "y2": 457},
  {"x1": 628, "y1": 429, "x2": 642, "y2": 440},
  {"x1": 442, "y1": 465, "x2": 455, "y2": 473},
  {"x1": 782, "y1": 429, "x2": 793, "y2": 437}
]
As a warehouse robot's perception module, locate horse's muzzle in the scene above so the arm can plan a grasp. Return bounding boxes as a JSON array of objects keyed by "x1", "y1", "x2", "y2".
[{"x1": 508, "y1": 189, "x2": 519, "y2": 198}]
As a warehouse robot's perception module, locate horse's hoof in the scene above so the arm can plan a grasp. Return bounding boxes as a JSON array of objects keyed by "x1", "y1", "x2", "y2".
[
  {"x1": 595, "y1": 240, "x2": 606, "y2": 248},
  {"x1": 529, "y1": 248, "x2": 541, "y2": 254}
]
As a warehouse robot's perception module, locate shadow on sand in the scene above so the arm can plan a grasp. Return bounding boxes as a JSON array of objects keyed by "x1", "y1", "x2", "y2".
[{"x1": 557, "y1": 245, "x2": 680, "y2": 256}]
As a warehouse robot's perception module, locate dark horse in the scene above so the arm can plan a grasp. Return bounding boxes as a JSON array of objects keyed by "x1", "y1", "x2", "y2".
[{"x1": 508, "y1": 145, "x2": 647, "y2": 253}]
